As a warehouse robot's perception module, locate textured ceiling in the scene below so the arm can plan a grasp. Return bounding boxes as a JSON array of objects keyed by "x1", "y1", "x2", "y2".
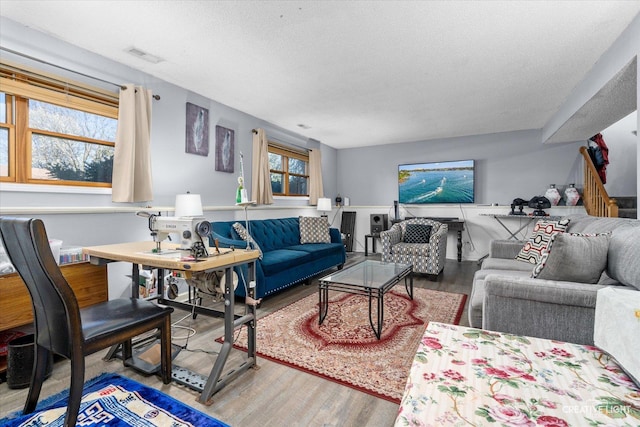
[{"x1": 1, "y1": 1, "x2": 639, "y2": 149}]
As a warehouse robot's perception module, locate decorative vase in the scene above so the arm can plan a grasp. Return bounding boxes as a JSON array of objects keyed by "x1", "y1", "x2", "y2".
[
  {"x1": 544, "y1": 184, "x2": 561, "y2": 206},
  {"x1": 236, "y1": 177, "x2": 244, "y2": 204},
  {"x1": 564, "y1": 183, "x2": 581, "y2": 206}
]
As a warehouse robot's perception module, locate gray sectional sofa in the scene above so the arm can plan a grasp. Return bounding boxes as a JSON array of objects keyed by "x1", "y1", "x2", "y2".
[{"x1": 469, "y1": 214, "x2": 640, "y2": 345}]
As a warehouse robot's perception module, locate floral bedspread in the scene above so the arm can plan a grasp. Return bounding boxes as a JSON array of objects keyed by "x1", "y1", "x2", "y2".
[{"x1": 395, "y1": 322, "x2": 640, "y2": 427}]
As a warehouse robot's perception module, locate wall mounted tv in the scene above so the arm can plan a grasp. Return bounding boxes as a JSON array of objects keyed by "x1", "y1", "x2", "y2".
[{"x1": 398, "y1": 159, "x2": 475, "y2": 204}]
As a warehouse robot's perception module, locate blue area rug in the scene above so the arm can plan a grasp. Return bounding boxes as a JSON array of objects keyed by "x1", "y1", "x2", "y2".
[{"x1": 1, "y1": 372, "x2": 228, "y2": 426}]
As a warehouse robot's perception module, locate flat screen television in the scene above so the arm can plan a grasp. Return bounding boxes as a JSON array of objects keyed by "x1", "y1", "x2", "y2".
[{"x1": 398, "y1": 159, "x2": 475, "y2": 204}]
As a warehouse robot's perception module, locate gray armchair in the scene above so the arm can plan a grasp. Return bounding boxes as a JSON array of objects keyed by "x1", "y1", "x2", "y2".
[{"x1": 380, "y1": 218, "x2": 448, "y2": 279}]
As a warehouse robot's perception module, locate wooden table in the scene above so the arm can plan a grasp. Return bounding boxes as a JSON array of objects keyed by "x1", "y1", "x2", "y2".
[
  {"x1": 364, "y1": 233, "x2": 379, "y2": 256},
  {"x1": 83, "y1": 241, "x2": 260, "y2": 405},
  {"x1": 0, "y1": 262, "x2": 108, "y2": 374},
  {"x1": 438, "y1": 219, "x2": 465, "y2": 262}
]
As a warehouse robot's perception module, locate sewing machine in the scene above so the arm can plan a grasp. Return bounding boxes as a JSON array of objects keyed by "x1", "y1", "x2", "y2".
[{"x1": 137, "y1": 212, "x2": 211, "y2": 257}]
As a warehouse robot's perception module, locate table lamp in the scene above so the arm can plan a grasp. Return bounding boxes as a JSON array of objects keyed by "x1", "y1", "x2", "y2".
[
  {"x1": 317, "y1": 198, "x2": 332, "y2": 217},
  {"x1": 175, "y1": 192, "x2": 203, "y2": 217}
]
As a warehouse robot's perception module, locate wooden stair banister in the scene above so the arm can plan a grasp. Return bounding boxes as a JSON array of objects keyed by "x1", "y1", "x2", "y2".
[{"x1": 579, "y1": 146, "x2": 619, "y2": 217}]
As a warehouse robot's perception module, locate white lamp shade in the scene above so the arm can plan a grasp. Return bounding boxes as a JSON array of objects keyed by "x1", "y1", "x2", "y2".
[
  {"x1": 175, "y1": 193, "x2": 203, "y2": 217},
  {"x1": 317, "y1": 198, "x2": 332, "y2": 212}
]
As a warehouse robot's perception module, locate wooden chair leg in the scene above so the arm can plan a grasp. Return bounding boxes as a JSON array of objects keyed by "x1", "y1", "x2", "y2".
[
  {"x1": 65, "y1": 356, "x2": 85, "y2": 427},
  {"x1": 161, "y1": 318, "x2": 172, "y2": 384},
  {"x1": 23, "y1": 345, "x2": 49, "y2": 414}
]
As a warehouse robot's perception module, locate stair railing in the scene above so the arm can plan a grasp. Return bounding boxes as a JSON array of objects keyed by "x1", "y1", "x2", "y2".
[{"x1": 579, "y1": 146, "x2": 619, "y2": 217}]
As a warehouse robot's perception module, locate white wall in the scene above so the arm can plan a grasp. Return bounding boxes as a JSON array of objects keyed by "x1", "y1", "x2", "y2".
[
  {"x1": 601, "y1": 111, "x2": 638, "y2": 197},
  {"x1": 336, "y1": 129, "x2": 584, "y2": 207}
]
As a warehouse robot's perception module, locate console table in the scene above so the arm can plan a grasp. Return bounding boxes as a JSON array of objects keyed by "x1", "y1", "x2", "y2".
[
  {"x1": 478, "y1": 214, "x2": 562, "y2": 264},
  {"x1": 440, "y1": 219, "x2": 465, "y2": 262},
  {"x1": 481, "y1": 214, "x2": 561, "y2": 240},
  {"x1": 364, "y1": 233, "x2": 379, "y2": 256}
]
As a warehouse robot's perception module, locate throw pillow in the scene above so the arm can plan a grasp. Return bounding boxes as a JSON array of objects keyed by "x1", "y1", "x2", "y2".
[
  {"x1": 515, "y1": 218, "x2": 570, "y2": 265},
  {"x1": 232, "y1": 222, "x2": 263, "y2": 259},
  {"x1": 404, "y1": 224, "x2": 432, "y2": 243},
  {"x1": 532, "y1": 232, "x2": 610, "y2": 284},
  {"x1": 299, "y1": 216, "x2": 331, "y2": 244}
]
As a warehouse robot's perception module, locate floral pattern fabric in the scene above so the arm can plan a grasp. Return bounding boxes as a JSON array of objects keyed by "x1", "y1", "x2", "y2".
[{"x1": 395, "y1": 322, "x2": 640, "y2": 427}]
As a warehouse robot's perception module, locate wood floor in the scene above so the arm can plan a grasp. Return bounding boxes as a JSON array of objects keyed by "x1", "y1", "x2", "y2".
[{"x1": 0, "y1": 254, "x2": 478, "y2": 426}]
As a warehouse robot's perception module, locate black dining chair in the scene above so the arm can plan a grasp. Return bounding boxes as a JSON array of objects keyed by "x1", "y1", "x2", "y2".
[{"x1": 0, "y1": 217, "x2": 174, "y2": 427}]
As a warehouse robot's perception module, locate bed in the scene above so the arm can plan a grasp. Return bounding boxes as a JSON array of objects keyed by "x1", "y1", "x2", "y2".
[{"x1": 395, "y1": 322, "x2": 640, "y2": 426}]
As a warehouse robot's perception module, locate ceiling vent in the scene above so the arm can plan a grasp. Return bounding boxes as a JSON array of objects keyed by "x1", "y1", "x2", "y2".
[{"x1": 125, "y1": 47, "x2": 163, "y2": 64}]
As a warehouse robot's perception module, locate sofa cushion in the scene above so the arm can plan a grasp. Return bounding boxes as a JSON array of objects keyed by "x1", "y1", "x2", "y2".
[
  {"x1": 288, "y1": 242, "x2": 343, "y2": 258},
  {"x1": 532, "y1": 232, "x2": 610, "y2": 284},
  {"x1": 481, "y1": 257, "x2": 533, "y2": 272},
  {"x1": 299, "y1": 216, "x2": 331, "y2": 244},
  {"x1": 391, "y1": 242, "x2": 431, "y2": 256},
  {"x1": 469, "y1": 269, "x2": 533, "y2": 328},
  {"x1": 260, "y1": 249, "x2": 313, "y2": 276},
  {"x1": 249, "y1": 218, "x2": 302, "y2": 252},
  {"x1": 404, "y1": 224, "x2": 432, "y2": 243},
  {"x1": 515, "y1": 218, "x2": 570, "y2": 264},
  {"x1": 608, "y1": 225, "x2": 640, "y2": 290},
  {"x1": 233, "y1": 222, "x2": 263, "y2": 259},
  {"x1": 566, "y1": 215, "x2": 639, "y2": 234},
  {"x1": 473, "y1": 267, "x2": 532, "y2": 282}
]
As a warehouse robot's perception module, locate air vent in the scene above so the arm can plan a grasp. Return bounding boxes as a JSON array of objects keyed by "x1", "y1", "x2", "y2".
[{"x1": 125, "y1": 47, "x2": 163, "y2": 64}]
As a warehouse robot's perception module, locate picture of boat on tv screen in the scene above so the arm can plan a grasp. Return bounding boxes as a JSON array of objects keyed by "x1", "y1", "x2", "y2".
[{"x1": 398, "y1": 160, "x2": 474, "y2": 204}]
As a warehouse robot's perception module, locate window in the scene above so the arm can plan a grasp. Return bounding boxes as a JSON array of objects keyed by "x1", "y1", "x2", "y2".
[
  {"x1": 268, "y1": 143, "x2": 309, "y2": 196},
  {"x1": 0, "y1": 61, "x2": 118, "y2": 187}
]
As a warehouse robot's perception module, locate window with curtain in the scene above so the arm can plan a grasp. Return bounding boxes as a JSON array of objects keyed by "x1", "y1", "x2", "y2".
[
  {"x1": 0, "y1": 61, "x2": 118, "y2": 187},
  {"x1": 268, "y1": 143, "x2": 309, "y2": 196}
]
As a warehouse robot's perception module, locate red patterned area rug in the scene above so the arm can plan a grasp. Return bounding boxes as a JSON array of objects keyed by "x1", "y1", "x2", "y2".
[{"x1": 226, "y1": 288, "x2": 467, "y2": 403}]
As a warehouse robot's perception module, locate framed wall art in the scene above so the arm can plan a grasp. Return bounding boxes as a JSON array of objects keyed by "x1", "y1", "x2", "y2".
[
  {"x1": 215, "y1": 125, "x2": 235, "y2": 173},
  {"x1": 185, "y1": 102, "x2": 209, "y2": 156}
]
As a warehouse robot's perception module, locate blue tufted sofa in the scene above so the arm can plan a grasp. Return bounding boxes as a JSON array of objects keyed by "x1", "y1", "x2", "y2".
[{"x1": 210, "y1": 217, "x2": 346, "y2": 298}]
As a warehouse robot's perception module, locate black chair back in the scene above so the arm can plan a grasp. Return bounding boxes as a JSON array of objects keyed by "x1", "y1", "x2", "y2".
[{"x1": 0, "y1": 217, "x2": 79, "y2": 358}]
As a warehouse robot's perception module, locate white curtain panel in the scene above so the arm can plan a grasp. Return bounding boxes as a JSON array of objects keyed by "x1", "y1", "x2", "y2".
[
  {"x1": 112, "y1": 84, "x2": 153, "y2": 203},
  {"x1": 251, "y1": 128, "x2": 274, "y2": 205},
  {"x1": 308, "y1": 148, "x2": 324, "y2": 205}
]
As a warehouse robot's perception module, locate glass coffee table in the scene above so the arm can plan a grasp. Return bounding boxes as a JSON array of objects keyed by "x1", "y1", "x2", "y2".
[{"x1": 318, "y1": 260, "x2": 413, "y2": 339}]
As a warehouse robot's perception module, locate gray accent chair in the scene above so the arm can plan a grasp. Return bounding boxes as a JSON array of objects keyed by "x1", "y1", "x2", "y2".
[
  {"x1": 380, "y1": 218, "x2": 448, "y2": 279},
  {"x1": 469, "y1": 214, "x2": 640, "y2": 345}
]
